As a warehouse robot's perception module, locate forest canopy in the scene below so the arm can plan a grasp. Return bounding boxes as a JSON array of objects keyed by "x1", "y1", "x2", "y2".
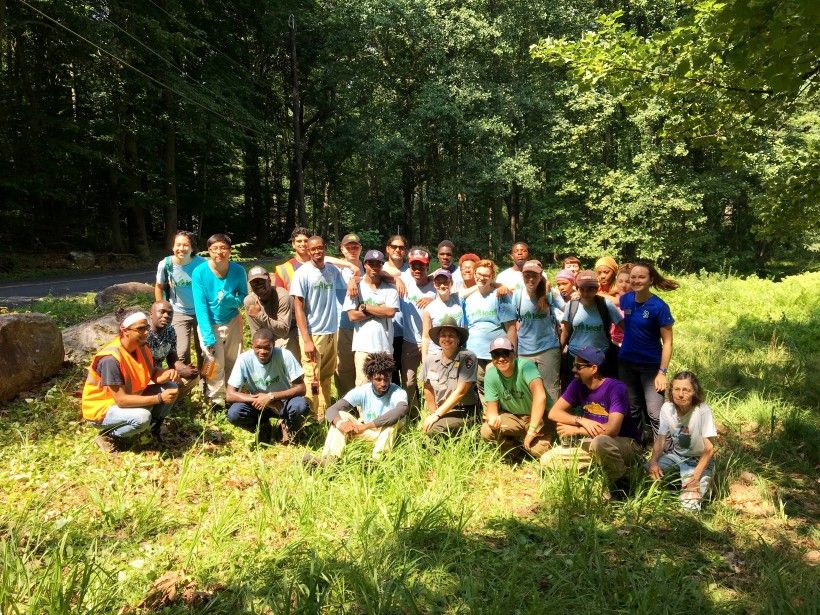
[{"x1": 1, "y1": 0, "x2": 817, "y2": 273}]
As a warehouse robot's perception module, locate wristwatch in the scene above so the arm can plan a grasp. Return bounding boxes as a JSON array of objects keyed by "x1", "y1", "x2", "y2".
[{"x1": 574, "y1": 416, "x2": 582, "y2": 427}]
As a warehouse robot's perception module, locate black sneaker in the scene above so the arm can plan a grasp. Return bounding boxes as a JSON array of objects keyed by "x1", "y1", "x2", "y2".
[{"x1": 258, "y1": 420, "x2": 273, "y2": 446}]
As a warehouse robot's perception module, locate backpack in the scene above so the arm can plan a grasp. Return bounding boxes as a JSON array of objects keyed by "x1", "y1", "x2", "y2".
[
  {"x1": 162, "y1": 256, "x2": 175, "y2": 302},
  {"x1": 564, "y1": 295, "x2": 619, "y2": 375}
]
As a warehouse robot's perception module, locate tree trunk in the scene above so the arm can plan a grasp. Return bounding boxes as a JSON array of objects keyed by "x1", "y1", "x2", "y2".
[
  {"x1": 162, "y1": 87, "x2": 178, "y2": 247},
  {"x1": 244, "y1": 138, "x2": 264, "y2": 245},
  {"x1": 507, "y1": 182, "x2": 520, "y2": 242},
  {"x1": 123, "y1": 126, "x2": 149, "y2": 258},
  {"x1": 402, "y1": 159, "x2": 415, "y2": 243},
  {"x1": 288, "y1": 14, "x2": 305, "y2": 226}
]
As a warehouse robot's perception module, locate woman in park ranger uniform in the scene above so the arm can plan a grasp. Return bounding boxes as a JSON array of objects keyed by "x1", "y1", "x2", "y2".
[{"x1": 419, "y1": 316, "x2": 479, "y2": 438}]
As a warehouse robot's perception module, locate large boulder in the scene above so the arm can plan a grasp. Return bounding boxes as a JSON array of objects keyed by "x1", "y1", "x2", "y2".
[
  {"x1": 0, "y1": 313, "x2": 64, "y2": 402},
  {"x1": 95, "y1": 282, "x2": 154, "y2": 309},
  {"x1": 62, "y1": 312, "x2": 121, "y2": 364}
]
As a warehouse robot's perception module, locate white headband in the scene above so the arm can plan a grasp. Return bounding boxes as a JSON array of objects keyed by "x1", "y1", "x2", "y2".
[{"x1": 121, "y1": 312, "x2": 149, "y2": 329}]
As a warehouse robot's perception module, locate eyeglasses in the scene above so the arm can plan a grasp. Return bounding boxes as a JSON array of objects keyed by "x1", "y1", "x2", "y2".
[
  {"x1": 209, "y1": 246, "x2": 230, "y2": 253},
  {"x1": 388, "y1": 244, "x2": 406, "y2": 250},
  {"x1": 572, "y1": 361, "x2": 593, "y2": 370},
  {"x1": 308, "y1": 247, "x2": 326, "y2": 253},
  {"x1": 490, "y1": 352, "x2": 512, "y2": 361}
]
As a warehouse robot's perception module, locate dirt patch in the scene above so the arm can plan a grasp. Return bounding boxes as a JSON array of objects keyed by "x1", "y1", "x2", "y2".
[
  {"x1": 122, "y1": 570, "x2": 225, "y2": 613},
  {"x1": 724, "y1": 473, "x2": 776, "y2": 518}
]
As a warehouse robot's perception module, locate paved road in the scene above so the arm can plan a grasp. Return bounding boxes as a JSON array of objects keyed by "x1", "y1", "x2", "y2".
[
  {"x1": 0, "y1": 258, "x2": 276, "y2": 301},
  {"x1": 0, "y1": 268, "x2": 156, "y2": 300}
]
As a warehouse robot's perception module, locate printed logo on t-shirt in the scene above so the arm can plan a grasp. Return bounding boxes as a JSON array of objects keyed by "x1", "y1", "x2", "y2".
[
  {"x1": 583, "y1": 402, "x2": 609, "y2": 419},
  {"x1": 174, "y1": 277, "x2": 192, "y2": 288},
  {"x1": 642, "y1": 310, "x2": 650, "y2": 319},
  {"x1": 500, "y1": 386, "x2": 527, "y2": 402},
  {"x1": 469, "y1": 308, "x2": 498, "y2": 318},
  {"x1": 313, "y1": 280, "x2": 335, "y2": 291},
  {"x1": 575, "y1": 323, "x2": 603, "y2": 333},
  {"x1": 253, "y1": 373, "x2": 281, "y2": 389},
  {"x1": 674, "y1": 425, "x2": 691, "y2": 450}
]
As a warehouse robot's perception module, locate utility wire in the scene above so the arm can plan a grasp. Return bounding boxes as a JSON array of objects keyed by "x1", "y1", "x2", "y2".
[
  {"x1": 13, "y1": 0, "x2": 267, "y2": 138},
  {"x1": 96, "y1": 10, "x2": 259, "y2": 125},
  {"x1": 142, "y1": 0, "x2": 275, "y2": 93}
]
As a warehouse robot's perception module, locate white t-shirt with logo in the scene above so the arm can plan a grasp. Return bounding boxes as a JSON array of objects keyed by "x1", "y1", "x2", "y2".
[
  {"x1": 658, "y1": 402, "x2": 717, "y2": 457},
  {"x1": 342, "y1": 281, "x2": 400, "y2": 353}
]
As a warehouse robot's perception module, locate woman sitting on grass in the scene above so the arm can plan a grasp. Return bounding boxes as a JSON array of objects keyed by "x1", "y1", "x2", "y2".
[{"x1": 648, "y1": 371, "x2": 717, "y2": 511}]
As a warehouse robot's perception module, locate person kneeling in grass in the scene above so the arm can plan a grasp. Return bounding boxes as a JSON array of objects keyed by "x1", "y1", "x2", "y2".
[
  {"x1": 82, "y1": 309, "x2": 179, "y2": 453},
  {"x1": 542, "y1": 345, "x2": 642, "y2": 499},
  {"x1": 147, "y1": 300, "x2": 199, "y2": 401},
  {"x1": 479, "y1": 337, "x2": 554, "y2": 461},
  {"x1": 648, "y1": 371, "x2": 717, "y2": 511},
  {"x1": 305, "y1": 352, "x2": 408, "y2": 466},
  {"x1": 226, "y1": 328, "x2": 309, "y2": 446},
  {"x1": 419, "y1": 316, "x2": 479, "y2": 438}
]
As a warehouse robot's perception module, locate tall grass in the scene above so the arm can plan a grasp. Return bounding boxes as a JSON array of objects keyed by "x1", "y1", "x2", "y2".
[{"x1": 0, "y1": 272, "x2": 817, "y2": 613}]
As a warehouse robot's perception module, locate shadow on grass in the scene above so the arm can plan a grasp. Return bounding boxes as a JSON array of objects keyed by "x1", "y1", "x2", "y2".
[
  {"x1": 201, "y1": 492, "x2": 818, "y2": 614},
  {"x1": 0, "y1": 368, "x2": 236, "y2": 459}
]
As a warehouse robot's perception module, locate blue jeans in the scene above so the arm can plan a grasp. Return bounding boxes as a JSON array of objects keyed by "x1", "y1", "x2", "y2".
[
  {"x1": 227, "y1": 396, "x2": 310, "y2": 439},
  {"x1": 656, "y1": 451, "x2": 715, "y2": 511},
  {"x1": 100, "y1": 383, "x2": 178, "y2": 439},
  {"x1": 619, "y1": 361, "x2": 664, "y2": 438}
]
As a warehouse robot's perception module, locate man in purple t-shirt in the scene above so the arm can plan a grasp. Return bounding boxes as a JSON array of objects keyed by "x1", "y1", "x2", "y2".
[{"x1": 542, "y1": 345, "x2": 642, "y2": 498}]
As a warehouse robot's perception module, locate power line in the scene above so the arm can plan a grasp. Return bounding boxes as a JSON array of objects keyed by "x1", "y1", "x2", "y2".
[
  {"x1": 13, "y1": 0, "x2": 267, "y2": 138},
  {"x1": 96, "y1": 9, "x2": 260, "y2": 125},
  {"x1": 142, "y1": 0, "x2": 275, "y2": 94}
]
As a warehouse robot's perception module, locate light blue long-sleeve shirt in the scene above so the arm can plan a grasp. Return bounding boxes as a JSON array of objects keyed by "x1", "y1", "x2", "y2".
[{"x1": 192, "y1": 261, "x2": 248, "y2": 347}]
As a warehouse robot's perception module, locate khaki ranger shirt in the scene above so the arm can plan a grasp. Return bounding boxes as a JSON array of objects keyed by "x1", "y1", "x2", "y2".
[{"x1": 420, "y1": 349, "x2": 479, "y2": 407}]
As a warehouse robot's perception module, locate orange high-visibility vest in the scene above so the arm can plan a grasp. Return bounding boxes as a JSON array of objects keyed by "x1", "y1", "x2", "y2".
[
  {"x1": 81, "y1": 337, "x2": 155, "y2": 422},
  {"x1": 273, "y1": 257, "x2": 302, "y2": 291}
]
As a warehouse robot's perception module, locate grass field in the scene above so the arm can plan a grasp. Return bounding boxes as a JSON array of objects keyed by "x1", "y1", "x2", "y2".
[{"x1": 0, "y1": 272, "x2": 818, "y2": 613}]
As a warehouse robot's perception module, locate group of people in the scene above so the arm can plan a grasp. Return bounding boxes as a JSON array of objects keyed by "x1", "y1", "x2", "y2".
[{"x1": 81, "y1": 229, "x2": 717, "y2": 510}]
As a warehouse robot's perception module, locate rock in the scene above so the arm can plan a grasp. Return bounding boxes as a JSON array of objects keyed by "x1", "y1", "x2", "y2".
[
  {"x1": 0, "y1": 313, "x2": 64, "y2": 403},
  {"x1": 739, "y1": 471, "x2": 758, "y2": 484},
  {"x1": 94, "y1": 282, "x2": 154, "y2": 309},
  {"x1": 62, "y1": 312, "x2": 121, "y2": 364},
  {"x1": 69, "y1": 251, "x2": 96, "y2": 268}
]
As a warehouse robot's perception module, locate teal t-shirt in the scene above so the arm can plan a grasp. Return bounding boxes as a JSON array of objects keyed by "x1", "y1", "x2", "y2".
[
  {"x1": 344, "y1": 382, "x2": 408, "y2": 423},
  {"x1": 227, "y1": 348, "x2": 303, "y2": 394},
  {"x1": 290, "y1": 262, "x2": 346, "y2": 334},
  {"x1": 513, "y1": 289, "x2": 561, "y2": 355},
  {"x1": 156, "y1": 255, "x2": 207, "y2": 315},
  {"x1": 463, "y1": 290, "x2": 516, "y2": 359},
  {"x1": 562, "y1": 298, "x2": 622, "y2": 355},
  {"x1": 484, "y1": 358, "x2": 542, "y2": 416}
]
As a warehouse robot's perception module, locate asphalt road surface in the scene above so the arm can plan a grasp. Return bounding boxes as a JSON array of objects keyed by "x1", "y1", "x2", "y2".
[{"x1": 0, "y1": 258, "x2": 276, "y2": 302}]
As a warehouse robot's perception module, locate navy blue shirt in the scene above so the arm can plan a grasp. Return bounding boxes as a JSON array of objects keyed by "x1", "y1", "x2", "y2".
[{"x1": 618, "y1": 292, "x2": 674, "y2": 364}]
